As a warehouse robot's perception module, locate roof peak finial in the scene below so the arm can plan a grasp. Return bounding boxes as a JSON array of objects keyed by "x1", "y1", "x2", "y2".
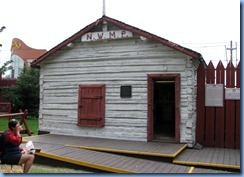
[{"x1": 103, "y1": 0, "x2": 106, "y2": 16}]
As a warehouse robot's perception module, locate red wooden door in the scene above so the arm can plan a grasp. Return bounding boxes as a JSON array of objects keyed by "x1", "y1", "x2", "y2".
[{"x1": 78, "y1": 84, "x2": 105, "y2": 127}]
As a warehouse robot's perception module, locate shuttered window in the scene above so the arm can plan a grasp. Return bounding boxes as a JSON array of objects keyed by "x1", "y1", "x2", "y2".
[{"x1": 77, "y1": 84, "x2": 105, "y2": 127}]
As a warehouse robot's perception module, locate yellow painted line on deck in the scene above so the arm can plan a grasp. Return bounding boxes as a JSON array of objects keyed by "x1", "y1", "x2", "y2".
[
  {"x1": 188, "y1": 166, "x2": 195, "y2": 173},
  {"x1": 172, "y1": 144, "x2": 188, "y2": 157},
  {"x1": 66, "y1": 144, "x2": 187, "y2": 158},
  {"x1": 34, "y1": 151, "x2": 135, "y2": 173},
  {"x1": 173, "y1": 160, "x2": 240, "y2": 170}
]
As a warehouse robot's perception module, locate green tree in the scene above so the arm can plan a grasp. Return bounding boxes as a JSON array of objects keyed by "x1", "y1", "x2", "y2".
[
  {"x1": 0, "y1": 59, "x2": 13, "y2": 76},
  {"x1": 2, "y1": 67, "x2": 40, "y2": 115}
]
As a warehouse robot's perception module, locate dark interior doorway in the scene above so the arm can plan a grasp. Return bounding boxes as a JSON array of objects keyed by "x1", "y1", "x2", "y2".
[{"x1": 153, "y1": 81, "x2": 175, "y2": 142}]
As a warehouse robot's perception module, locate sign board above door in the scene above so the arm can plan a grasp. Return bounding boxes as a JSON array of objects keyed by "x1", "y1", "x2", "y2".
[{"x1": 81, "y1": 30, "x2": 133, "y2": 42}]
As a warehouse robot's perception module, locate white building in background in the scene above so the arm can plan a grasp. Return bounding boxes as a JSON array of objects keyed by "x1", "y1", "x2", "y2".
[
  {"x1": 10, "y1": 38, "x2": 46, "y2": 78},
  {"x1": 11, "y1": 54, "x2": 24, "y2": 78}
]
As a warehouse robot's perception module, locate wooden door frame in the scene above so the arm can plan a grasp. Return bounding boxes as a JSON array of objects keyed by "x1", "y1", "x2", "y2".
[{"x1": 147, "y1": 74, "x2": 180, "y2": 142}]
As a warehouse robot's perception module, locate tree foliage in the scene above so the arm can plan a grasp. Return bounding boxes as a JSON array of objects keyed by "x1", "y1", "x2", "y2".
[
  {"x1": 0, "y1": 59, "x2": 13, "y2": 76},
  {"x1": 2, "y1": 67, "x2": 40, "y2": 115}
]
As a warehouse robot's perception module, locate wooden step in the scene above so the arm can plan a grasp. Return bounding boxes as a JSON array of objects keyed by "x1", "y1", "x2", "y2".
[{"x1": 0, "y1": 164, "x2": 23, "y2": 173}]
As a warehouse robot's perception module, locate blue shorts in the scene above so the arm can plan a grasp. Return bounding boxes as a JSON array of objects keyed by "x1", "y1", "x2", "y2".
[{"x1": 1, "y1": 153, "x2": 22, "y2": 165}]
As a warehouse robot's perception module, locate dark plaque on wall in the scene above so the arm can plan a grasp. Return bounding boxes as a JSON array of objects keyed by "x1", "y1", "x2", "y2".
[{"x1": 120, "y1": 86, "x2": 132, "y2": 98}]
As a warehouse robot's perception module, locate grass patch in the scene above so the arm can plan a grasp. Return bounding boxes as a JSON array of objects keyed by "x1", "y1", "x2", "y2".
[
  {"x1": 30, "y1": 156, "x2": 97, "y2": 173},
  {"x1": 0, "y1": 117, "x2": 39, "y2": 136},
  {"x1": 0, "y1": 116, "x2": 95, "y2": 173},
  {"x1": 29, "y1": 164, "x2": 91, "y2": 173}
]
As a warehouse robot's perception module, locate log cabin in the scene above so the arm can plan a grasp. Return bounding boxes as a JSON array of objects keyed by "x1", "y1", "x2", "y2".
[{"x1": 31, "y1": 16, "x2": 206, "y2": 147}]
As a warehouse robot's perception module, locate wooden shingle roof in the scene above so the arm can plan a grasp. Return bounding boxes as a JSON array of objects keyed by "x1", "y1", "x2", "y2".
[{"x1": 31, "y1": 15, "x2": 205, "y2": 67}]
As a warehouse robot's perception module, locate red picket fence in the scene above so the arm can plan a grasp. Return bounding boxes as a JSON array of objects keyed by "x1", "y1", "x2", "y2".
[
  {"x1": 196, "y1": 61, "x2": 240, "y2": 149},
  {"x1": 0, "y1": 78, "x2": 16, "y2": 87},
  {"x1": 0, "y1": 78, "x2": 16, "y2": 102}
]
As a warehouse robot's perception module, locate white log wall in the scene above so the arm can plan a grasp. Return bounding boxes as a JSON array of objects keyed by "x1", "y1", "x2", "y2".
[{"x1": 38, "y1": 35, "x2": 200, "y2": 144}]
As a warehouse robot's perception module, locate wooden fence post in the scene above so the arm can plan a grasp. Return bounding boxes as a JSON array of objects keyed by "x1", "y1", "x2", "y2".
[
  {"x1": 235, "y1": 62, "x2": 240, "y2": 148},
  {"x1": 225, "y1": 61, "x2": 235, "y2": 148},
  {"x1": 215, "y1": 61, "x2": 225, "y2": 148},
  {"x1": 205, "y1": 61, "x2": 215, "y2": 147},
  {"x1": 19, "y1": 109, "x2": 32, "y2": 136}
]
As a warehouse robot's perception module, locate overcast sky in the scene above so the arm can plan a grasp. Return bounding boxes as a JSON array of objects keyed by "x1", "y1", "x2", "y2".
[{"x1": 0, "y1": 0, "x2": 240, "y2": 68}]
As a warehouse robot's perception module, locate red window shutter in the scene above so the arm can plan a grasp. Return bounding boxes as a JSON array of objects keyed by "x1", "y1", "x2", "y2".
[{"x1": 78, "y1": 84, "x2": 105, "y2": 127}]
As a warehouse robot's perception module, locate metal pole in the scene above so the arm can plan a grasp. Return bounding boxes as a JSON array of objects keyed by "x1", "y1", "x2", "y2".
[
  {"x1": 235, "y1": 42, "x2": 238, "y2": 67},
  {"x1": 230, "y1": 41, "x2": 232, "y2": 62},
  {"x1": 103, "y1": 0, "x2": 106, "y2": 16},
  {"x1": 226, "y1": 40, "x2": 237, "y2": 64}
]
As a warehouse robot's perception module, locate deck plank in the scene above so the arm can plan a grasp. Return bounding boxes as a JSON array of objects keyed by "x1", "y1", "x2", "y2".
[
  {"x1": 235, "y1": 149, "x2": 240, "y2": 166},
  {"x1": 205, "y1": 148, "x2": 215, "y2": 163},
  {"x1": 171, "y1": 165, "x2": 182, "y2": 173},
  {"x1": 173, "y1": 147, "x2": 240, "y2": 170},
  {"x1": 216, "y1": 148, "x2": 225, "y2": 165},
  {"x1": 211, "y1": 148, "x2": 220, "y2": 164},
  {"x1": 138, "y1": 161, "x2": 159, "y2": 173},
  {"x1": 125, "y1": 159, "x2": 148, "y2": 171},
  {"x1": 174, "y1": 149, "x2": 192, "y2": 162},
  {"x1": 229, "y1": 149, "x2": 236, "y2": 166},
  {"x1": 177, "y1": 166, "x2": 189, "y2": 173},
  {"x1": 119, "y1": 157, "x2": 139, "y2": 169}
]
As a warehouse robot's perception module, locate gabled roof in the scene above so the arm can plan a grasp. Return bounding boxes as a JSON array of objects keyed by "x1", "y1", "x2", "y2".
[{"x1": 31, "y1": 15, "x2": 204, "y2": 67}]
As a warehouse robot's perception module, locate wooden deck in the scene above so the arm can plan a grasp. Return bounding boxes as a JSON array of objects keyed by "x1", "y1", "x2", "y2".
[
  {"x1": 173, "y1": 148, "x2": 240, "y2": 170},
  {"x1": 23, "y1": 134, "x2": 187, "y2": 158},
  {"x1": 23, "y1": 134, "x2": 240, "y2": 173},
  {"x1": 28, "y1": 142, "x2": 191, "y2": 173}
]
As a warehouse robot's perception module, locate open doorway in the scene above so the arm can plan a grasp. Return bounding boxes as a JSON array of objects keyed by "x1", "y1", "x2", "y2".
[
  {"x1": 147, "y1": 74, "x2": 180, "y2": 143},
  {"x1": 154, "y1": 81, "x2": 175, "y2": 142}
]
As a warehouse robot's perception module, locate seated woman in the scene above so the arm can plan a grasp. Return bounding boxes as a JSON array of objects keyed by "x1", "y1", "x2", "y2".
[{"x1": 1, "y1": 119, "x2": 34, "y2": 173}]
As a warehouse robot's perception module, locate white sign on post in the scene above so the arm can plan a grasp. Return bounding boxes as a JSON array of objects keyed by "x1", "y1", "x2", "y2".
[
  {"x1": 81, "y1": 30, "x2": 133, "y2": 42},
  {"x1": 205, "y1": 84, "x2": 224, "y2": 107},
  {"x1": 225, "y1": 88, "x2": 240, "y2": 100}
]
